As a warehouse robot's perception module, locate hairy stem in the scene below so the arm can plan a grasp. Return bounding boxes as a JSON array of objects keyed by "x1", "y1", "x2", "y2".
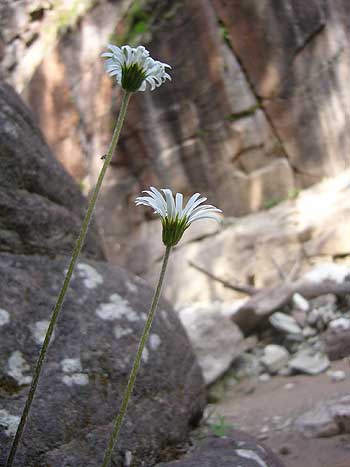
[
  {"x1": 6, "y1": 91, "x2": 131, "y2": 467},
  {"x1": 101, "y1": 245, "x2": 172, "y2": 467}
]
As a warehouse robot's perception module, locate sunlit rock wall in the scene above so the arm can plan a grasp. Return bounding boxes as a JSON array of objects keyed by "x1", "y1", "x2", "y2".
[
  {"x1": 1, "y1": 0, "x2": 350, "y2": 274},
  {"x1": 213, "y1": 0, "x2": 350, "y2": 186}
]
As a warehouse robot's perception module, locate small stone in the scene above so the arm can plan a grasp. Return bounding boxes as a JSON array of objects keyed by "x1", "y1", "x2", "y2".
[
  {"x1": 327, "y1": 370, "x2": 346, "y2": 382},
  {"x1": 302, "y1": 326, "x2": 317, "y2": 338},
  {"x1": 261, "y1": 344, "x2": 290, "y2": 374},
  {"x1": 292, "y1": 293, "x2": 310, "y2": 312},
  {"x1": 294, "y1": 405, "x2": 339, "y2": 438},
  {"x1": 307, "y1": 309, "x2": 322, "y2": 327},
  {"x1": 260, "y1": 425, "x2": 270, "y2": 433},
  {"x1": 283, "y1": 382, "x2": 295, "y2": 390},
  {"x1": 292, "y1": 309, "x2": 307, "y2": 328},
  {"x1": 332, "y1": 403, "x2": 350, "y2": 433},
  {"x1": 310, "y1": 294, "x2": 337, "y2": 309},
  {"x1": 269, "y1": 312, "x2": 302, "y2": 335},
  {"x1": 272, "y1": 415, "x2": 282, "y2": 423},
  {"x1": 279, "y1": 445, "x2": 291, "y2": 455},
  {"x1": 259, "y1": 373, "x2": 271, "y2": 382},
  {"x1": 278, "y1": 367, "x2": 292, "y2": 377},
  {"x1": 289, "y1": 349, "x2": 330, "y2": 375},
  {"x1": 285, "y1": 332, "x2": 304, "y2": 343},
  {"x1": 329, "y1": 318, "x2": 350, "y2": 331},
  {"x1": 233, "y1": 352, "x2": 263, "y2": 379},
  {"x1": 303, "y1": 265, "x2": 350, "y2": 284}
]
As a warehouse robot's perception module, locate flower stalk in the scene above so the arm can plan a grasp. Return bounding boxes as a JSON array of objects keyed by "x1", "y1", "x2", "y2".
[
  {"x1": 101, "y1": 245, "x2": 172, "y2": 467},
  {"x1": 100, "y1": 188, "x2": 221, "y2": 466},
  {"x1": 6, "y1": 91, "x2": 132, "y2": 467}
]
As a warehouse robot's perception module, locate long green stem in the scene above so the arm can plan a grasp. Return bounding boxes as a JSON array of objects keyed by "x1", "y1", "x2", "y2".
[
  {"x1": 101, "y1": 245, "x2": 172, "y2": 467},
  {"x1": 6, "y1": 91, "x2": 132, "y2": 467}
]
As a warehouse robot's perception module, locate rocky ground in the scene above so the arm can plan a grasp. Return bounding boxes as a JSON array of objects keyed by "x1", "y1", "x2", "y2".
[
  {"x1": 210, "y1": 359, "x2": 350, "y2": 467},
  {"x1": 190, "y1": 269, "x2": 350, "y2": 467}
]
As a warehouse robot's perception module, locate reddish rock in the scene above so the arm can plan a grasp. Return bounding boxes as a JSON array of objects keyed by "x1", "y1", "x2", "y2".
[{"x1": 214, "y1": 0, "x2": 350, "y2": 184}]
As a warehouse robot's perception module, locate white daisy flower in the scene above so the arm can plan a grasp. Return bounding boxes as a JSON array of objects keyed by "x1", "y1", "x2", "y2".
[
  {"x1": 135, "y1": 187, "x2": 222, "y2": 246},
  {"x1": 101, "y1": 44, "x2": 171, "y2": 92}
]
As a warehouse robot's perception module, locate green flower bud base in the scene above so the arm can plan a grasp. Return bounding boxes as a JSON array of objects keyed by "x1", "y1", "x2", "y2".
[
  {"x1": 162, "y1": 215, "x2": 189, "y2": 246},
  {"x1": 121, "y1": 64, "x2": 147, "y2": 92}
]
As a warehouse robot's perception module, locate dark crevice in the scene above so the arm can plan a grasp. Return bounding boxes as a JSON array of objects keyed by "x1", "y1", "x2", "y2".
[
  {"x1": 232, "y1": 144, "x2": 264, "y2": 163},
  {"x1": 292, "y1": 22, "x2": 326, "y2": 62}
]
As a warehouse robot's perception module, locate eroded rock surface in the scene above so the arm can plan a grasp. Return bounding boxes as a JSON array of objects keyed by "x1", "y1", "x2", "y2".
[
  {"x1": 155, "y1": 430, "x2": 285, "y2": 467},
  {"x1": 214, "y1": 0, "x2": 350, "y2": 185},
  {"x1": 0, "y1": 254, "x2": 205, "y2": 466},
  {"x1": 0, "y1": 83, "x2": 205, "y2": 467},
  {"x1": 0, "y1": 81, "x2": 103, "y2": 259}
]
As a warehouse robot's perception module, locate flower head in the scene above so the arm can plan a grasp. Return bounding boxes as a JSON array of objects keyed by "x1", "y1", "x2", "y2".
[
  {"x1": 135, "y1": 187, "x2": 222, "y2": 247},
  {"x1": 102, "y1": 44, "x2": 171, "y2": 92}
]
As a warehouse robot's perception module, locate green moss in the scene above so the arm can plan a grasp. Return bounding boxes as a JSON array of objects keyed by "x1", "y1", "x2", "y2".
[
  {"x1": 264, "y1": 186, "x2": 300, "y2": 209},
  {"x1": 264, "y1": 197, "x2": 282, "y2": 210},
  {"x1": 209, "y1": 414, "x2": 235, "y2": 437},
  {"x1": 56, "y1": 0, "x2": 96, "y2": 34},
  {"x1": 112, "y1": 0, "x2": 153, "y2": 47},
  {"x1": 0, "y1": 376, "x2": 22, "y2": 395},
  {"x1": 225, "y1": 104, "x2": 260, "y2": 122},
  {"x1": 288, "y1": 187, "x2": 300, "y2": 200},
  {"x1": 195, "y1": 128, "x2": 214, "y2": 139},
  {"x1": 110, "y1": 0, "x2": 184, "y2": 47},
  {"x1": 207, "y1": 368, "x2": 239, "y2": 403},
  {"x1": 218, "y1": 18, "x2": 232, "y2": 49}
]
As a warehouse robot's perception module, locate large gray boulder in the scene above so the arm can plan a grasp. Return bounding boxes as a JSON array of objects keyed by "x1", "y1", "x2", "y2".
[
  {"x1": 156, "y1": 430, "x2": 285, "y2": 467},
  {"x1": 0, "y1": 254, "x2": 205, "y2": 466},
  {"x1": 0, "y1": 81, "x2": 103, "y2": 259}
]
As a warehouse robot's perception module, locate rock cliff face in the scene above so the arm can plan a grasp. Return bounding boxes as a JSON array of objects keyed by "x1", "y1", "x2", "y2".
[
  {"x1": 1, "y1": 0, "x2": 350, "y2": 272},
  {"x1": 214, "y1": 0, "x2": 350, "y2": 185}
]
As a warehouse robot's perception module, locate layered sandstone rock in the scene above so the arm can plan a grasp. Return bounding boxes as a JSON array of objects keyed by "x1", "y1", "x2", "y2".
[{"x1": 2, "y1": 0, "x2": 350, "y2": 277}]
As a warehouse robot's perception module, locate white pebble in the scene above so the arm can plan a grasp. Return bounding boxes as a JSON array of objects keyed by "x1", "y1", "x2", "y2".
[
  {"x1": 259, "y1": 373, "x2": 271, "y2": 382},
  {"x1": 327, "y1": 370, "x2": 346, "y2": 382},
  {"x1": 292, "y1": 293, "x2": 310, "y2": 312},
  {"x1": 329, "y1": 318, "x2": 350, "y2": 331}
]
